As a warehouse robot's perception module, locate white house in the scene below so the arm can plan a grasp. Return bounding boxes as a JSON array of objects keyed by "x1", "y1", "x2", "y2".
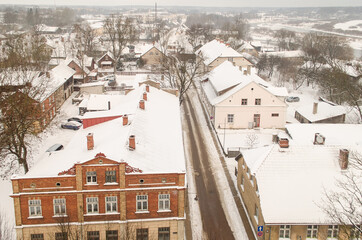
[{"x1": 200, "y1": 61, "x2": 288, "y2": 129}]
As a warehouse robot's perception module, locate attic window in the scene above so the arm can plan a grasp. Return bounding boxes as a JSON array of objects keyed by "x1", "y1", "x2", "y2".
[
  {"x1": 139, "y1": 179, "x2": 144, "y2": 184},
  {"x1": 99, "y1": 160, "x2": 103, "y2": 164},
  {"x1": 30, "y1": 183, "x2": 36, "y2": 188},
  {"x1": 162, "y1": 178, "x2": 166, "y2": 183},
  {"x1": 56, "y1": 182, "x2": 61, "y2": 187}
]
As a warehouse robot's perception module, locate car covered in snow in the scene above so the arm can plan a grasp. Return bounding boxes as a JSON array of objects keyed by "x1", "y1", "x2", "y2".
[
  {"x1": 46, "y1": 144, "x2": 64, "y2": 152},
  {"x1": 61, "y1": 121, "x2": 82, "y2": 130},
  {"x1": 67, "y1": 117, "x2": 82, "y2": 124}
]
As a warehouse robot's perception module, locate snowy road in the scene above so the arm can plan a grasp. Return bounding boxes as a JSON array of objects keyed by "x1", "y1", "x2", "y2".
[{"x1": 182, "y1": 86, "x2": 254, "y2": 240}]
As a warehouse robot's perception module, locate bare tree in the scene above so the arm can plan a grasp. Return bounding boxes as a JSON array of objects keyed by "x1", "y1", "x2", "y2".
[
  {"x1": 274, "y1": 29, "x2": 298, "y2": 51},
  {"x1": 319, "y1": 152, "x2": 362, "y2": 239},
  {"x1": 0, "y1": 211, "x2": 14, "y2": 240},
  {"x1": 245, "y1": 133, "x2": 259, "y2": 149},
  {"x1": 73, "y1": 23, "x2": 97, "y2": 57},
  {"x1": 103, "y1": 15, "x2": 138, "y2": 74}
]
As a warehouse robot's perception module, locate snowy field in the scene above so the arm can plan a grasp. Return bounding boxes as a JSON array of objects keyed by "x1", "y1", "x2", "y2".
[{"x1": 334, "y1": 20, "x2": 362, "y2": 32}]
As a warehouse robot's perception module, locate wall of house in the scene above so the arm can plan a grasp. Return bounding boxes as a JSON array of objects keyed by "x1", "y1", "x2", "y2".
[
  {"x1": 214, "y1": 81, "x2": 287, "y2": 129},
  {"x1": 209, "y1": 57, "x2": 253, "y2": 73},
  {"x1": 141, "y1": 48, "x2": 163, "y2": 66},
  {"x1": 295, "y1": 112, "x2": 346, "y2": 124},
  {"x1": 79, "y1": 85, "x2": 104, "y2": 95}
]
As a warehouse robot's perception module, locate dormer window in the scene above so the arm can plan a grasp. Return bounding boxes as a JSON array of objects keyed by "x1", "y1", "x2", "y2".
[{"x1": 86, "y1": 171, "x2": 97, "y2": 184}]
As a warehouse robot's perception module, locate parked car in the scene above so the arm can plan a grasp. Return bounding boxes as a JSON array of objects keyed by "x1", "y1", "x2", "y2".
[
  {"x1": 61, "y1": 121, "x2": 82, "y2": 130},
  {"x1": 286, "y1": 96, "x2": 300, "y2": 102},
  {"x1": 67, "y1": 117, "x2": 82, "y2": 123},
  {"x1": 46, "y1": 144, "x2": 64, "y2": 152},
  {"x1": 108, "y1": 79, "x2": 116, "y2": 86}
]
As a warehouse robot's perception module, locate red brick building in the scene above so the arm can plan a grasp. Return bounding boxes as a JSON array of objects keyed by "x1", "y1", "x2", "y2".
[{"x1": 11, "y1": 85, "x2": 186, "y2": 240}]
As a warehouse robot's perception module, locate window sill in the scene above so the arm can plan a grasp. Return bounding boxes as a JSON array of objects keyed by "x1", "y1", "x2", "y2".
[
  {"x1": 28, "y1": 216, "x2": 43, "y2": 219},
  {"x1": 157, "y1": 210, "x2": 171, "y2": 213},
  {"x1": 104, "y1": 183, "x2": 118, "y2": 186},
  {"x1": 84, "y1": 213, "x2": 100, "y2": 216},
  {"x1": 84, "y1": 212, "x2": 120, "y2": 216},
  {"x1": 53, "y1": 215, "x2": 68, "y2": 218},
  {"x1": 135, "y1": 211, "x2": 149, "y2": 214},
  {"x1": 104, "y1": 212, "x2": 120, "y2": 215},
  {"x1": 84, "y1": 183, "x2": 99, "y2": 186}
]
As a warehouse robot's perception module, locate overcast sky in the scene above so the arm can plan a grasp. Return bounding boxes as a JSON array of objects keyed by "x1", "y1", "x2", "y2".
[{"x1": 1, "y1": 0, "x2": 362, "y2": 8}]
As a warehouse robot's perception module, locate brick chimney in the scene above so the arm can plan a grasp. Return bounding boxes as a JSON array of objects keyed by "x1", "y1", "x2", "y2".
[
  {"x1": 146, "y1": 85, "x2": 150, "y2": 92},
  {"x1": 313, "y1": 102, "x2": 318, "y2": 114},
  {"x1": 123, "y1": 114, "x2": 128, "y2": 126},
  {"x1": 129, "y1": 135, "x2": 135, "y2": 150},
  {"x1": 87, "y1": 133, "x2": 94, "y2": 150},
  {"x1": 139, "y1": 100, "x2": 145, "y2": 110},
  {"x1": 339, "y1": 149, "x2": 349, "y2": 170},
  {"x1": 278, "y1": 138, "x2": 289, "y2": 148},
  {"x1": 143, "y1": 92, "x2": 147, "y2": 101}
]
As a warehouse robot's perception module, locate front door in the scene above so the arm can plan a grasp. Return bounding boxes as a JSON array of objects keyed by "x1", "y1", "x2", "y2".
[{"x1": 253, "y1": 114, "x2": 260, "y2": 127}]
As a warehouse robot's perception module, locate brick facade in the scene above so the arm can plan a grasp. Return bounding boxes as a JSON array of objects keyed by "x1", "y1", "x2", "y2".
[{"x1": 12, "y1": 154, "x2": 186, "y2": 240}]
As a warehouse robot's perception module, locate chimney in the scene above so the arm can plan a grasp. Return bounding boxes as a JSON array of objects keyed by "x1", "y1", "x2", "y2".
[
  {"x1": 313, "y1": 102, "x2": 318, "y2": 114},
  {"x1": 143, "y1": 92, "x2": 147, "y2": 101},
  {"x1": 146, "y1": 85, "x2": 150, "y2": 92},
  {"x1": 129, "y1": 135, "x2": 135, "y2": 150},
  {"x1": 87, "y1": 133, "x2": 94, "y2": 150},
  {"x1": 108, "y1": 101, "x2": 111, "y2": 110},
  {"x1": 313, "y1": 133, "x2": 325, "y2": 145},
  {"x1": 278, "y1": 138, "x2": 289, "y2": 148},
  {"x1": 46, "y1": 72, "x2": 50, "y2": 78},
  {"x1": 139, "y1": 100, "x2": 145, "y2": 110},
  {"x1": 123, "y1": 114, "x2": 128, "y2": 126},
  {"x1": 339, "y1": 149, "x2": 349, "y2": 170}
]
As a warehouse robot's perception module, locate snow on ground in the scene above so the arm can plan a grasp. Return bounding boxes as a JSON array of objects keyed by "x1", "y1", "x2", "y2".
[{"x1": 334, "y1": 20, "x2": 362, "y2": 32}]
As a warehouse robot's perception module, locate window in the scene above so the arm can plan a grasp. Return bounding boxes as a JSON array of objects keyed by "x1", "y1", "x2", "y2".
[
  {"x1": 105, "y1": 196, "x2": 117, "y2": 213},
  {"x1": 351, "y1": 225, "x2": 361, "y2": 239},
  {"x1": 247, "y1": 168, "x2": 250, "y2": 178},
  {"x1": 105, "y1": 170, "x2": 116, "y2": 183},
  {"x1": 158, "y1": 227, "x2": 170, "y2": 240},
  {"x1": 29, "y1": 199, "x2": 42, "y2": 217},
  {"x1": 31, "y1": 234, "x2": 44, "y2": 240},
  {"x1": 136, "y1": 228, "x2": 148, "y2": 240},
  {"x1": 53, "y1": 198, "x2": 66, "y2": 215},
  {"x1": 241, "y1": 99, "x2": 248, "y2": 105},
  {"x1": 307, "y1": 225, "x2": 318, "y2": 238},
  {"x1": 327, "y1": 225, "x2": 338, "y2": 238},
  {"x1": 42, "y1": 103, "x2": 45, "y2": 112},
  {"x1": 272, "y1": 113, "x2": 279, "y2": 117},
  {"x1": 228, "y1": 57, "x2": 233, "y2": 61},
  {"x1": 136, "y1": 195, "x2": 148, "y2": 212},
  {"x1": 279, "y1": 225, "x2": 290, "y2": 238},
  {"x1": 106, "y1": 230, "x2": 118, "y2": 240},
  {"x1": 55, "y1": 232, "x2": 68, "y2": 240},
  {"x1": 158, "y1": 194, "x2": 170, "y2": 211},
  {"x1": 86, "y1": 197, "x2": 98, "y2": 214},
  {"x1": 86, "y1": 171, "x2": 97, "y2": 184},
  {"x1": 149, "y1": 52, "x2": 154, "y2": 55},
  {"x1": 240, "y1": 174, "x2": 244, "y2": 190},
  {"x1": 255, "y1": 98, "x2": 261, "y2": 105},
  {"x1": 87, "y1": 231, "x2": 100, "y2": 240},
  {"x1": 227, "y1": 114, "x2": 234, "y2": 123}
]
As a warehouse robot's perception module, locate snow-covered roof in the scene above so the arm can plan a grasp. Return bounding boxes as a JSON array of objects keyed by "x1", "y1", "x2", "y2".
[
  {"x1": 196, "y1": 39, "x2": 242, "y2": 66},
  {"x1": 37, "y1": 24, "x2": 60, "y2": 33},
  {"x1": 202, "y1": 61, "x2": 288, "y2": 105},
  {"x1": 237, "y1": 41, "x2": 255, "y2": 51},
  {"x1": 242, "y1": 144, "x2": 362, "y2": 224},
  {"x1": 23, "y1": 85, "x2": 185, "y2": 177},
  {"x1": 296, "y1": 101, "x2": 346, "y2": 122},
  {"x1": 286, "y1": 123, "x2": 362, "y2": 146},
  {"x1": 98, "y1": 51, "x2": 114, "y2": 62}
]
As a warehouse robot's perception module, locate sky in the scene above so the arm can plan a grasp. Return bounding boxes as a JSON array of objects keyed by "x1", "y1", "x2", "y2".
[{"x1": 1, "y1": 0, "x2": 362, "y2": 8}]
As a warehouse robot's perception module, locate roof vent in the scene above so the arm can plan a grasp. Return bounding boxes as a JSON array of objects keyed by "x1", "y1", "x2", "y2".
[{"x1": 313, "y1": 133, "x2": 325, "y2": 145}]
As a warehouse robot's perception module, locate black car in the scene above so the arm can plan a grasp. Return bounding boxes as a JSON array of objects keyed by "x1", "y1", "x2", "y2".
[{"x1": 67, "y1": 117, "x2": 82, "y2": 123}]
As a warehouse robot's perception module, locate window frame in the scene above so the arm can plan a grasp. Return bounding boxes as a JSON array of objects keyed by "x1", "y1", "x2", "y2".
[
  {"x1": 86, "y1": 197, "x2": 99, "y2": 214},
  {"x1": 351, "y1": 225, "x2": 361, "y2": 239},
  {"x1": 307, "y1": 225, "x2": 318, "y2": 238},
  {"x1": 53, "y1": 198, "x2": 66, "y2": 216},
  {"x1": 255, "y1": 98, "x2": 261, "y2": 105},
  {"x1": 105, "y1": 170, "x2": 117, "y2": 183},
  {"x1": 227, "y1": 114, "x2": 234, "y2": 123},
  {"x1": 29, "y1": 199, "x2": 42, "y2": 217},
  {"x1": 31, "y1": 234, "x2": 44, "y2": 240},
  {"x1": 136, "y1": 228, "x2": 148, "y2": 240},
  {"x1": 327, "y1": 225, "x2": 339, "y2": 238},
  {"x1": 87, "y1": 231, "x2": 100, "y2": 240},
  {"x1": 279, "y1": 225, "x2": 291, "y2": 238},
  {"x1": 55, "y1": 232, "x2": 68, "y2": 240},
  {"x1": 158, "y1": 194, "x2": 170, "y2": 211},
  {"x1": 158, "y1": 227, "x2": 170, "y2": 240},
  {"x1": 106, "y1": 230, "x2": 118, "y2": 240},
  {"x1": 86, "y1": 171, "x2": 97, "y2": 184},
  {"x1": 241, "y1": 98, "x2": 248, "y2": 105},
  {"x1": 105, "y1": 196, "x2": 117, "y2": 213},
  {"x1": 271, "y1": 113, "x2": 279, "y2": 117},
  {"x1": 136, "y1": 195, "x2": 148, "y2": 212}
]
